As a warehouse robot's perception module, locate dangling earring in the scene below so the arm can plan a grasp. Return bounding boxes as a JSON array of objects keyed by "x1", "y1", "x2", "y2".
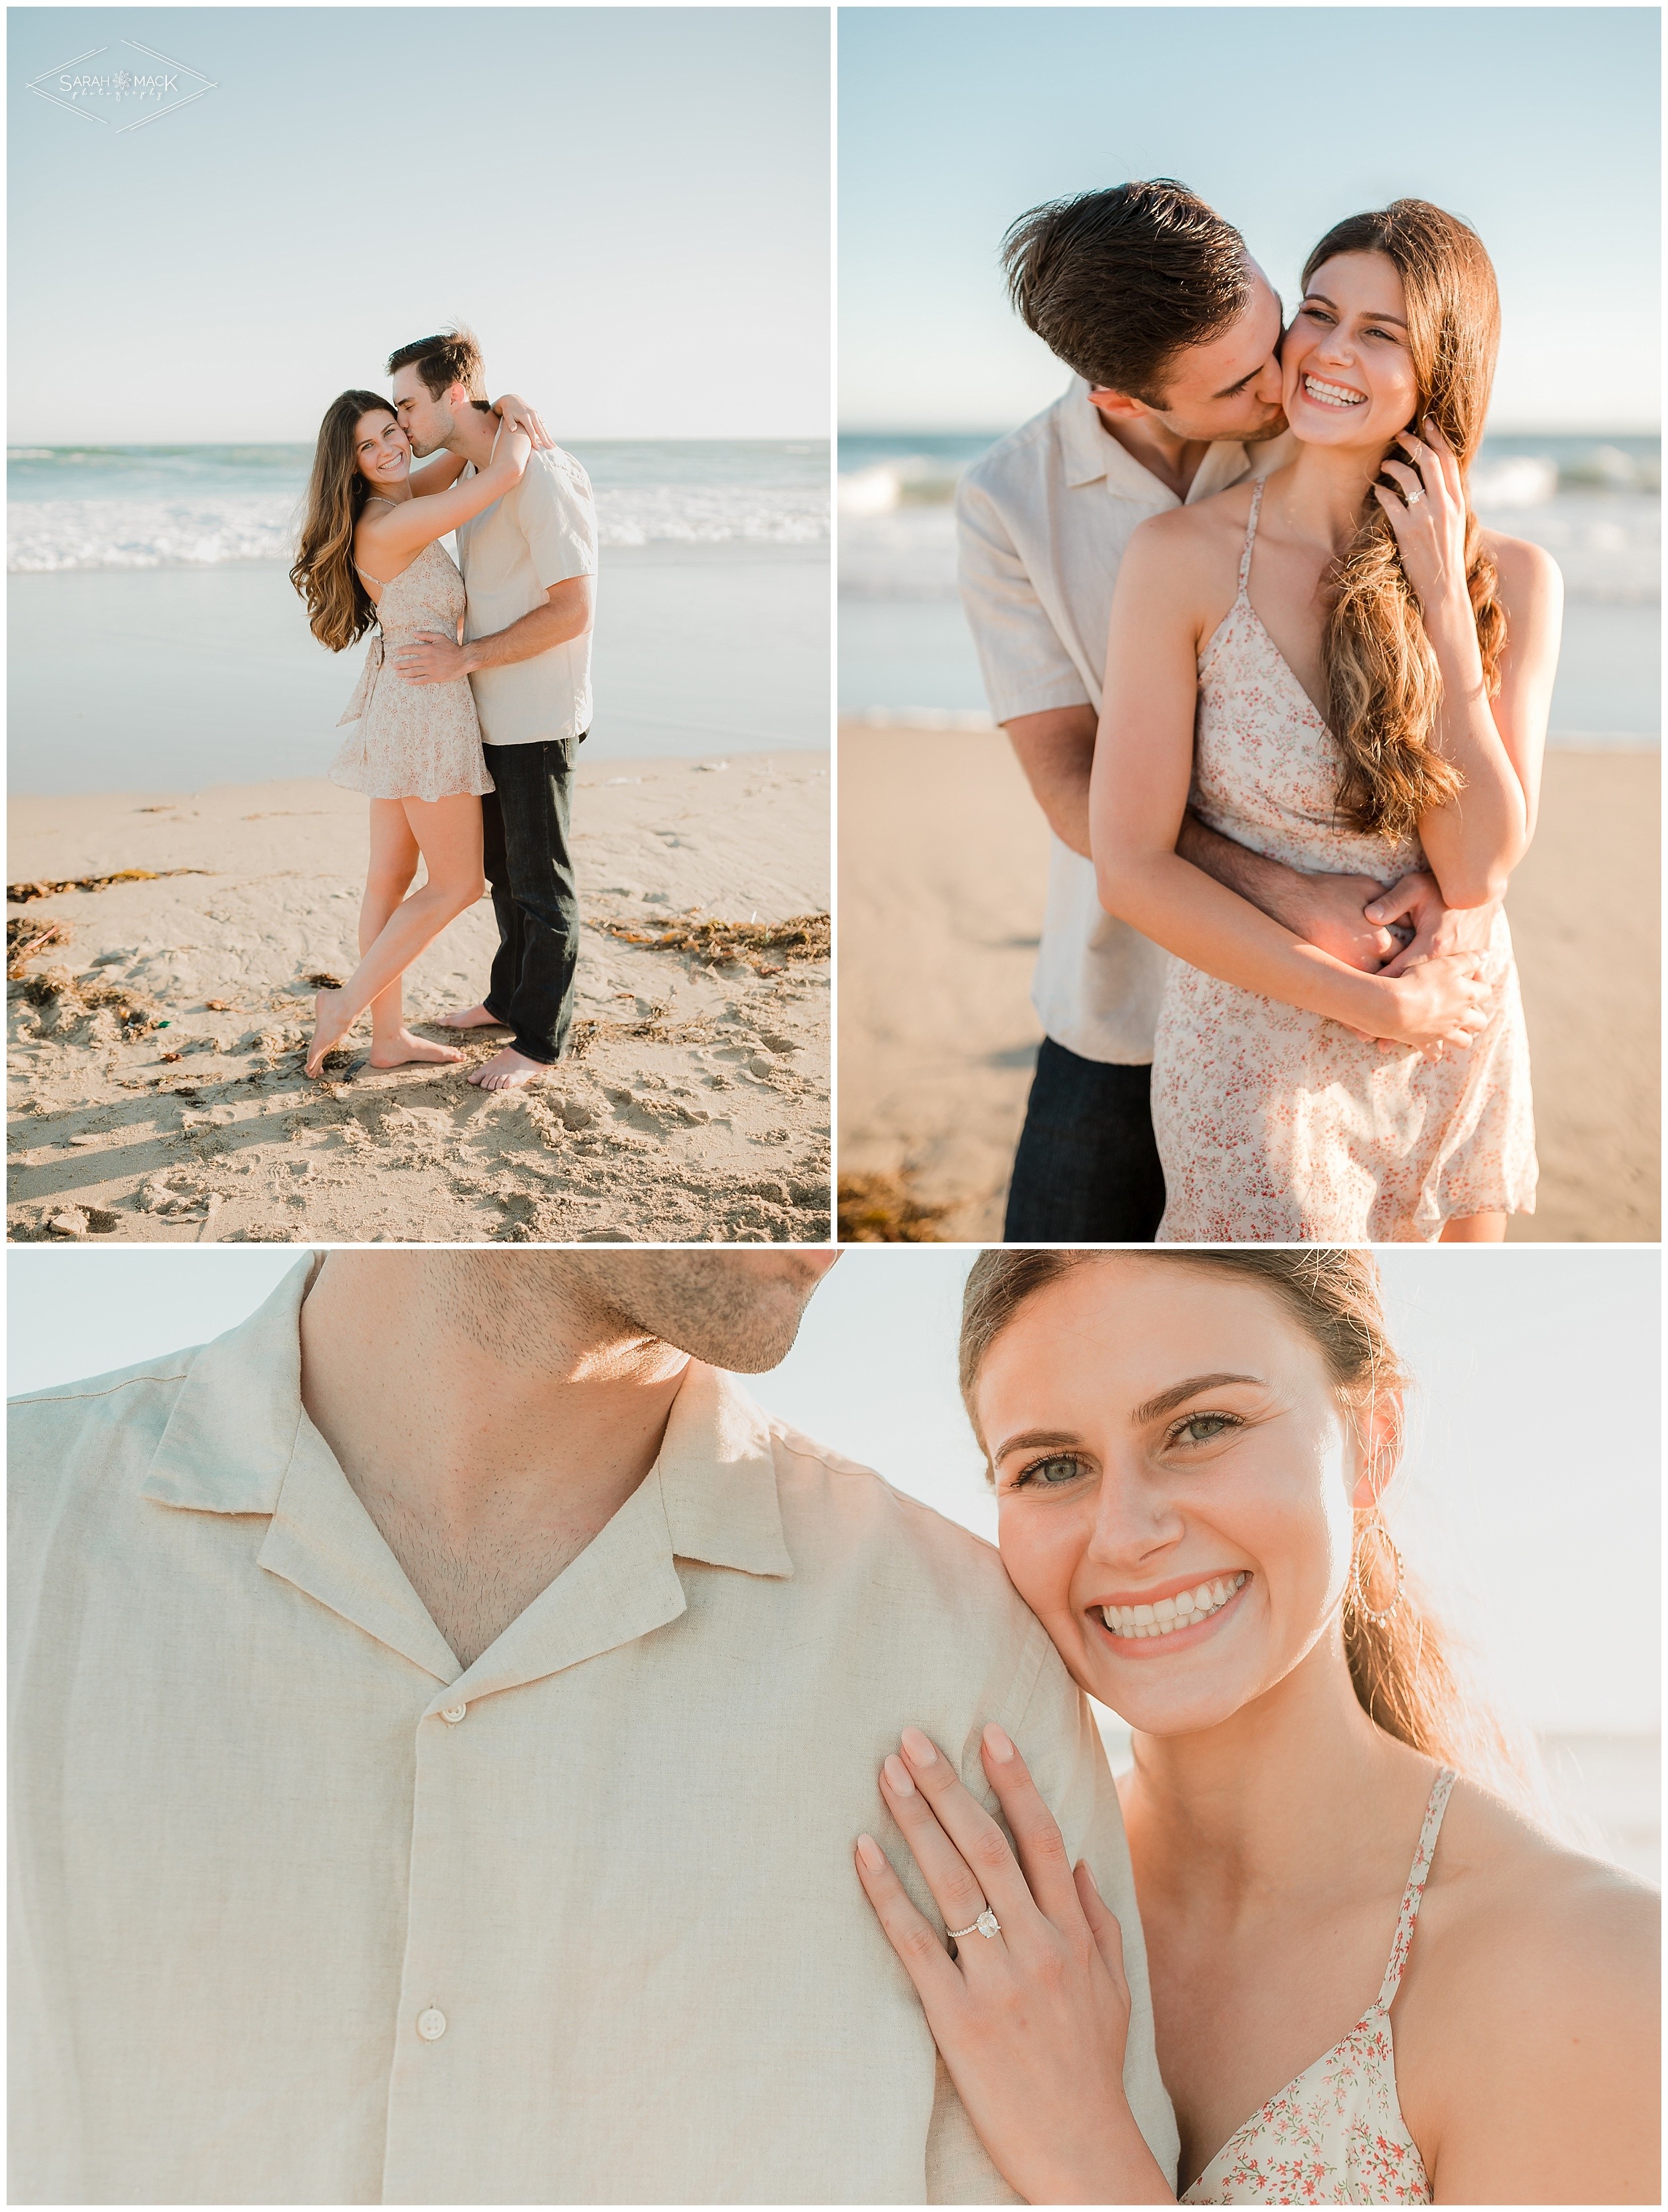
[{"x1": 1350, "y1": 1513, "x2": 1406, "y2": 1625}]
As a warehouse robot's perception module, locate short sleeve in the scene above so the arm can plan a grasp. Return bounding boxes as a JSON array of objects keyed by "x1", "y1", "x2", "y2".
[
  {"x1": 518, "y1": 458, "x2": 598, "y2": 590},
  {"x1": 955, "y1": 475, "x2": 1094, "y2": 725},
  {"x1": 923, "y1": 1637, "x2": 1180, "y2": 2200}
]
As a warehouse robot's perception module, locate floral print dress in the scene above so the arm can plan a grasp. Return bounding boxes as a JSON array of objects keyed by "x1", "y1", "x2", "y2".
[
  {"x1": 1152, "y1": 484, "x2": 1536, "y2": 1242},
  {"x1": 329, "y1": 499, "x2": 494, "y2": 805},
  {"x1": 1182, "y1": 1767, "x2": 1456, "y2": 2206}
]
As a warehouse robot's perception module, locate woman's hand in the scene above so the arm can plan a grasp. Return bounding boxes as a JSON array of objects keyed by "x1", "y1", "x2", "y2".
[
  {"x1": 492, "y1": 393, "x2": 552, "y2": 450},
  {"x1": 1374, "y1": 418, "x2": 1477, "y2": 637},
  {"x1": 1370, "y1": 950, "x2": 1495, "y2": 1055},
  {"x1": 854, "y1": 1724, "x2": 1174, "y2": 2205},
  {"x1": 1365, "y1": 869, "x2": 1499, "y2": 978}
]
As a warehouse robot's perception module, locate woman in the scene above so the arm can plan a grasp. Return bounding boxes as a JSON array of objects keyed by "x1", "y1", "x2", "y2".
[
  {"x1": 1090, "y1": 204, "x2": 1563, "y2": 1241},
  {"x1": 289, "y1": 389, "x2": 540, "y2": 1078},
  {"x1": 854, "y1": 1249, "x2": 1657, "y2": 2204}
]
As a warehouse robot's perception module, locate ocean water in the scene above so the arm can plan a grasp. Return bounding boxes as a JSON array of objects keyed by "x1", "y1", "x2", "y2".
[
  {"x1": 7, "y1": 441, "x2": 830, "y2": 793},
  {"x1": 839, "y1": 428, "x2": 1660, "y2": 741}
]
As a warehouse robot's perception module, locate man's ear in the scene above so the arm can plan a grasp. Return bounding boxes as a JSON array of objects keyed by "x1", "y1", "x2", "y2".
[
  {"x1": 1349, "y1": 1387, "x2": 1402, "y2": 1510},
  {"x1": 1087, "y1": 385, "x2": 1151, "y2": 426}
]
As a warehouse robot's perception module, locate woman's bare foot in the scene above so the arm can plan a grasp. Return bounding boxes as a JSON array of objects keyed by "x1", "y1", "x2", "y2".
[
  {"x1": 468, "y1": 1045, "x2": 550, "y2": 1092},
  {"x1": 368, "y1": 1029, "x2": 466, "y2": 1069},
  {"x1": 305, "y1": 988, "x2": 358, "y2": 1077},
  {"x1": 433, "y1": 1002, "x2": 510, "y2": 1032}
]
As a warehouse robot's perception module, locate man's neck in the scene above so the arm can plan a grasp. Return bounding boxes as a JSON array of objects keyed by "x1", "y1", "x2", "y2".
[
  {"x1": 444, "y1": 402, "x2": 502, "y2": 472},
  {"x1": 298, "y1": 1253, "x2": 689, "y2": 1666},
  {"x1": 1095, "y1": 406, "x2": 1218, "y2": 504}
]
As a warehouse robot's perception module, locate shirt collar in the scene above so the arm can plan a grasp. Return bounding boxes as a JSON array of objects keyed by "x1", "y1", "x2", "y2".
[
  {"x1": 141, "y1": 1255, "x2": 316, "y2": 1513},
  {"x1": 1054, "y1": 373, "x2": 1266, "y2": 506},
  {"x1": 142, "y1": 1262, "x2": 791, "y2": 1573}
]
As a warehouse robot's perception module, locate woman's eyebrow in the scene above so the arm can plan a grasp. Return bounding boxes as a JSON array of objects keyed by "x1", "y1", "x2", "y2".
[
  {"x1": 990, "y1": 1427, "x2": 1082, "y2": 1464},
  {"x1": 1133, "y1": 1373, "x2": 1263, "y2": 1423},
  {"x1": 1304, "y1": 290, "x2": 1406, "y2": 328}
]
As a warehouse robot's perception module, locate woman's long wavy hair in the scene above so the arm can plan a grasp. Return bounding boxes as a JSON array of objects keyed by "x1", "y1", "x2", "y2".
[
  {"x1": 290, "y1": 391, "x2": 398, "y2": 653},
  {"x1": 1304, "y1": 202, "x2": 1509, "y2": 846},
  {"x1": 959, "y1": 1248, "x2": 1539, "y2": 1806}
]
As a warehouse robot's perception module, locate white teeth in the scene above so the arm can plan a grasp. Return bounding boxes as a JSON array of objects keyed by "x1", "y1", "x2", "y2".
[
  {"x1": 1100, "y1": 1572, "x2": 1247, "y2": 1641},
  {"x1": 1304, "y1": 375, "x2": 1365, "y2": 409}
]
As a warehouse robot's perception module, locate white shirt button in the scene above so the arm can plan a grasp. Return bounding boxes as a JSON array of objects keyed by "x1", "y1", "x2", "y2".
[
  {"x1": 416, "y1": 2007, "x2": 447, "y2": 2041},
  {"x1": 440, "y1": 1704, "x2": 466, "y2": 1724}
]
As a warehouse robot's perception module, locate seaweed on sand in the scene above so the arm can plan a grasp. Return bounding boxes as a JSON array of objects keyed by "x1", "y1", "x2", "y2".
[
  {"x1": 593, "y1": 911, "x2": 830, "y2": 971},
  {"x1": 7, "y1": 917, "x2": 70, "y2": 978},
  {"x1": 837, "y1": 1172, "x2": 951, "y2": 1243},
  {"x1": 7, "y1": 867, "x2": 211, "y2": 904}
]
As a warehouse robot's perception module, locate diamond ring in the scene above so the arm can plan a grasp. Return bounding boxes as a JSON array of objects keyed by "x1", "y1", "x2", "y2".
[
  {"x1": 947, "y1": 1906, "x2": 1001, "y2": 1940},
  {"x1": 1404, "y1": 486, "x2": 1424, "y2": 506}
]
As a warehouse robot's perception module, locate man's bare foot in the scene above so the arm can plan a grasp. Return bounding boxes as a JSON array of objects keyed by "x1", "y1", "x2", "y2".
[
  {"x1": 433, "y1": 1002, "x2": 510, "y2": 1032},
  {"x1": 368, "y1": 1029, "x2": 466, "y2": 1069},
  {"x1": 468, "y1": 1046, "x2": 550, "y2": 1092},
  {"x1": 305, "y1": 988, "x2": 357, "y2": 1077}
]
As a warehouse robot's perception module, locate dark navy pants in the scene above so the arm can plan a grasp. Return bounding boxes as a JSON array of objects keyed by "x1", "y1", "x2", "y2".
[
  {"x1": 480, "y1": 736, "x2": 581, "y2": 1066},
  {"x1": 1002, "y1": 1037, "x2": 1167, "y2": 1243}
]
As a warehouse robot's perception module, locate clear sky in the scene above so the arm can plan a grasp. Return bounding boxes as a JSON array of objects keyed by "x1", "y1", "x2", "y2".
[
  {"x1": 839, "y1": 6, "x2": 1660, "y2": 432},
  {"x1": 8, "y1": 7, "x2": 829, "y2": 442},
  {"x1": 9, "y1": 1244, "x2": 1657, "y2": 1737}
]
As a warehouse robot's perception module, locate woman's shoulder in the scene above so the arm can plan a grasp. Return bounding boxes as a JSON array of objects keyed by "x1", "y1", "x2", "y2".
[
  {"x1": 1124, "y1": 476, "x2": 1257, "y2": 589},
  {"x1": 1477, "y1": 525, "x2": 1564, "y2": 607},
  {"x1": 1416, "y1": 1774, "x2": 1657, "y2": 2029},
  {"x1": 1398, "y1": 1775, "x2": 1659, "y2": 2197}
]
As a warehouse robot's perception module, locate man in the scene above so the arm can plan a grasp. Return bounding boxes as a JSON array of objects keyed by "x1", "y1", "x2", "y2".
[
  {"x1": 11, "y1": 1251, "x2": 1178, "y2": 2204},
  {"x1": 388, "y1": 329, "x2": 596, "y2": 1092},
  {"x1": 958, "y1": 179, "x2": 1493, "y2": 1239}
]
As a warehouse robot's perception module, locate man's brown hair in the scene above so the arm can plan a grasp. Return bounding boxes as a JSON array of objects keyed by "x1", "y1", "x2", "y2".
[
  {"x1": 386, "y1": 326, "x2": 492, "y2": 409},
  {"x1": 1001, "y1": 179, "x2": 1252, "y2": 404}
]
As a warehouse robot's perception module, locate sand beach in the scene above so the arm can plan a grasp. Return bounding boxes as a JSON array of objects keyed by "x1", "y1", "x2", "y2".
[
  {"x1": 837, "y1": 727, "x2": 1659, "y2": 1242},
  {"x1": 9, "y1": 753, "x2": 829, "y2": 1244}
]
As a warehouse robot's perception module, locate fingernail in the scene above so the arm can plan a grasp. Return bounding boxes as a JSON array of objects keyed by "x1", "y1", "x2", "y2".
[
  {"x1": 883, "y1": 1754, "x2": 915, "y2": 1796},
  {"x1": 983, "y1": 1722, "x2": 1015, "y2": 1763},
  {"x1": 856, "y1": 1833, "x2": 885, "y2": 1871},
  {"x1": 1078, "y1": 1857, "x2": 1102, "y2": 1895},
  {"x1": 899, "y1": 1727, "x2": 937, "y2": 1766}
]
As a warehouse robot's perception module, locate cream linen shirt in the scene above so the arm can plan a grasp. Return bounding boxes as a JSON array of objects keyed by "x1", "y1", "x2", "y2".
[
  {"x1": 956, "y1": 378, "x2": 1295, "y2": 1063},
  {"x1": 11, "y1": 1261, "x2": 1178, "y2": 2207},
  {"x1": 456, "y1": 438, "x2": 597, "y2": 747}
]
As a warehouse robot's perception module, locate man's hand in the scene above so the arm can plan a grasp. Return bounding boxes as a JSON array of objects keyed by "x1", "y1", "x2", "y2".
[
  {"x1": 1292, "y1": 871, "x2": 1404, "y2": 973},
  {"x1": 392, "y1": 631, "x2": 472, "y2": 685},
  {"x1": 1367, "y1": 871, "x2": 1499, "y2": 977},
  {"x1": 1178, "y1": 815, "x2": 1398, "y2": 973}
]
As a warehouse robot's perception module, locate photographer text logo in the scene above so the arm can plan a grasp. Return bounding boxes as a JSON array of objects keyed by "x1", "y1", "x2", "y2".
[{"x1": 28, "y1": 39, "x2": 217, "y2": 133}]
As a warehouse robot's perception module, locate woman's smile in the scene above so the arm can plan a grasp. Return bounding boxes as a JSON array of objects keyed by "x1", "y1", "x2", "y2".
[
  {"x1": 1298, "y1": 372, "x2": 1367, "y2": 411},
  {"x1": 1092, "y1": 1567, "x2": 1251, "y2": 1646}
]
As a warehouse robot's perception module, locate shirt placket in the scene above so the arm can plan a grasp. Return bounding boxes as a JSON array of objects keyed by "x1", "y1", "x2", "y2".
[{"x1": 380, "y1": 1684, "x2": 494, "y2": 2203}]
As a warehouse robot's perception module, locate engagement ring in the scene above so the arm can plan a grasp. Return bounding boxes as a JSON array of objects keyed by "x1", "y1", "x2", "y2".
[{"x1": 947, "y1": 1908, "x2": 1001, "y2": 1940}]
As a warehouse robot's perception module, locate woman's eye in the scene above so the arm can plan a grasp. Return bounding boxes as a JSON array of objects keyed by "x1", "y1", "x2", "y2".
[
  {"x1": 1017, "y1": 1453, "x2": 1086, "y2": 1489},
  {"x1": 1174, "y1": 1413, "x2": 1236, "y2": 1447}
]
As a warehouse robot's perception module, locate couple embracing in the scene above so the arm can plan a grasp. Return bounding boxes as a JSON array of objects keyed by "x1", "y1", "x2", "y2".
[
  {"x1": 290, "y1": 328, "x2": 594, "y2": 1091},
  {"x1": 13, "y1": 1248, "x2": 1654, "y2": 2203},
  {"x1": 960, "y1": 186, "x2": 1564, "y2": 1244}
]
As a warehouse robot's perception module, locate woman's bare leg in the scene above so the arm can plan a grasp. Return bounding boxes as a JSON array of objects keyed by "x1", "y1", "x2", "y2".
[
  {"x1": 308, "y1": 796, "x2": 485, "y2": 1076},
  {"x1": 1439, "y1": 1212, "x2": 1507, "y2": 1242},
  {"x1": 359, "y1": 800, "x2": 417, "y2": 1047}
]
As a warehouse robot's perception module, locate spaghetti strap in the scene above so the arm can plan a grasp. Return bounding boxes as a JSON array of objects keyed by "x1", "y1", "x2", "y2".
[
  {"x1": 1373, "y1": 1766, "x2": 1457, "y2": 2012},
  {"x1": 1237, "y1": 478, "x2": 1265, "y2": 595}
]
